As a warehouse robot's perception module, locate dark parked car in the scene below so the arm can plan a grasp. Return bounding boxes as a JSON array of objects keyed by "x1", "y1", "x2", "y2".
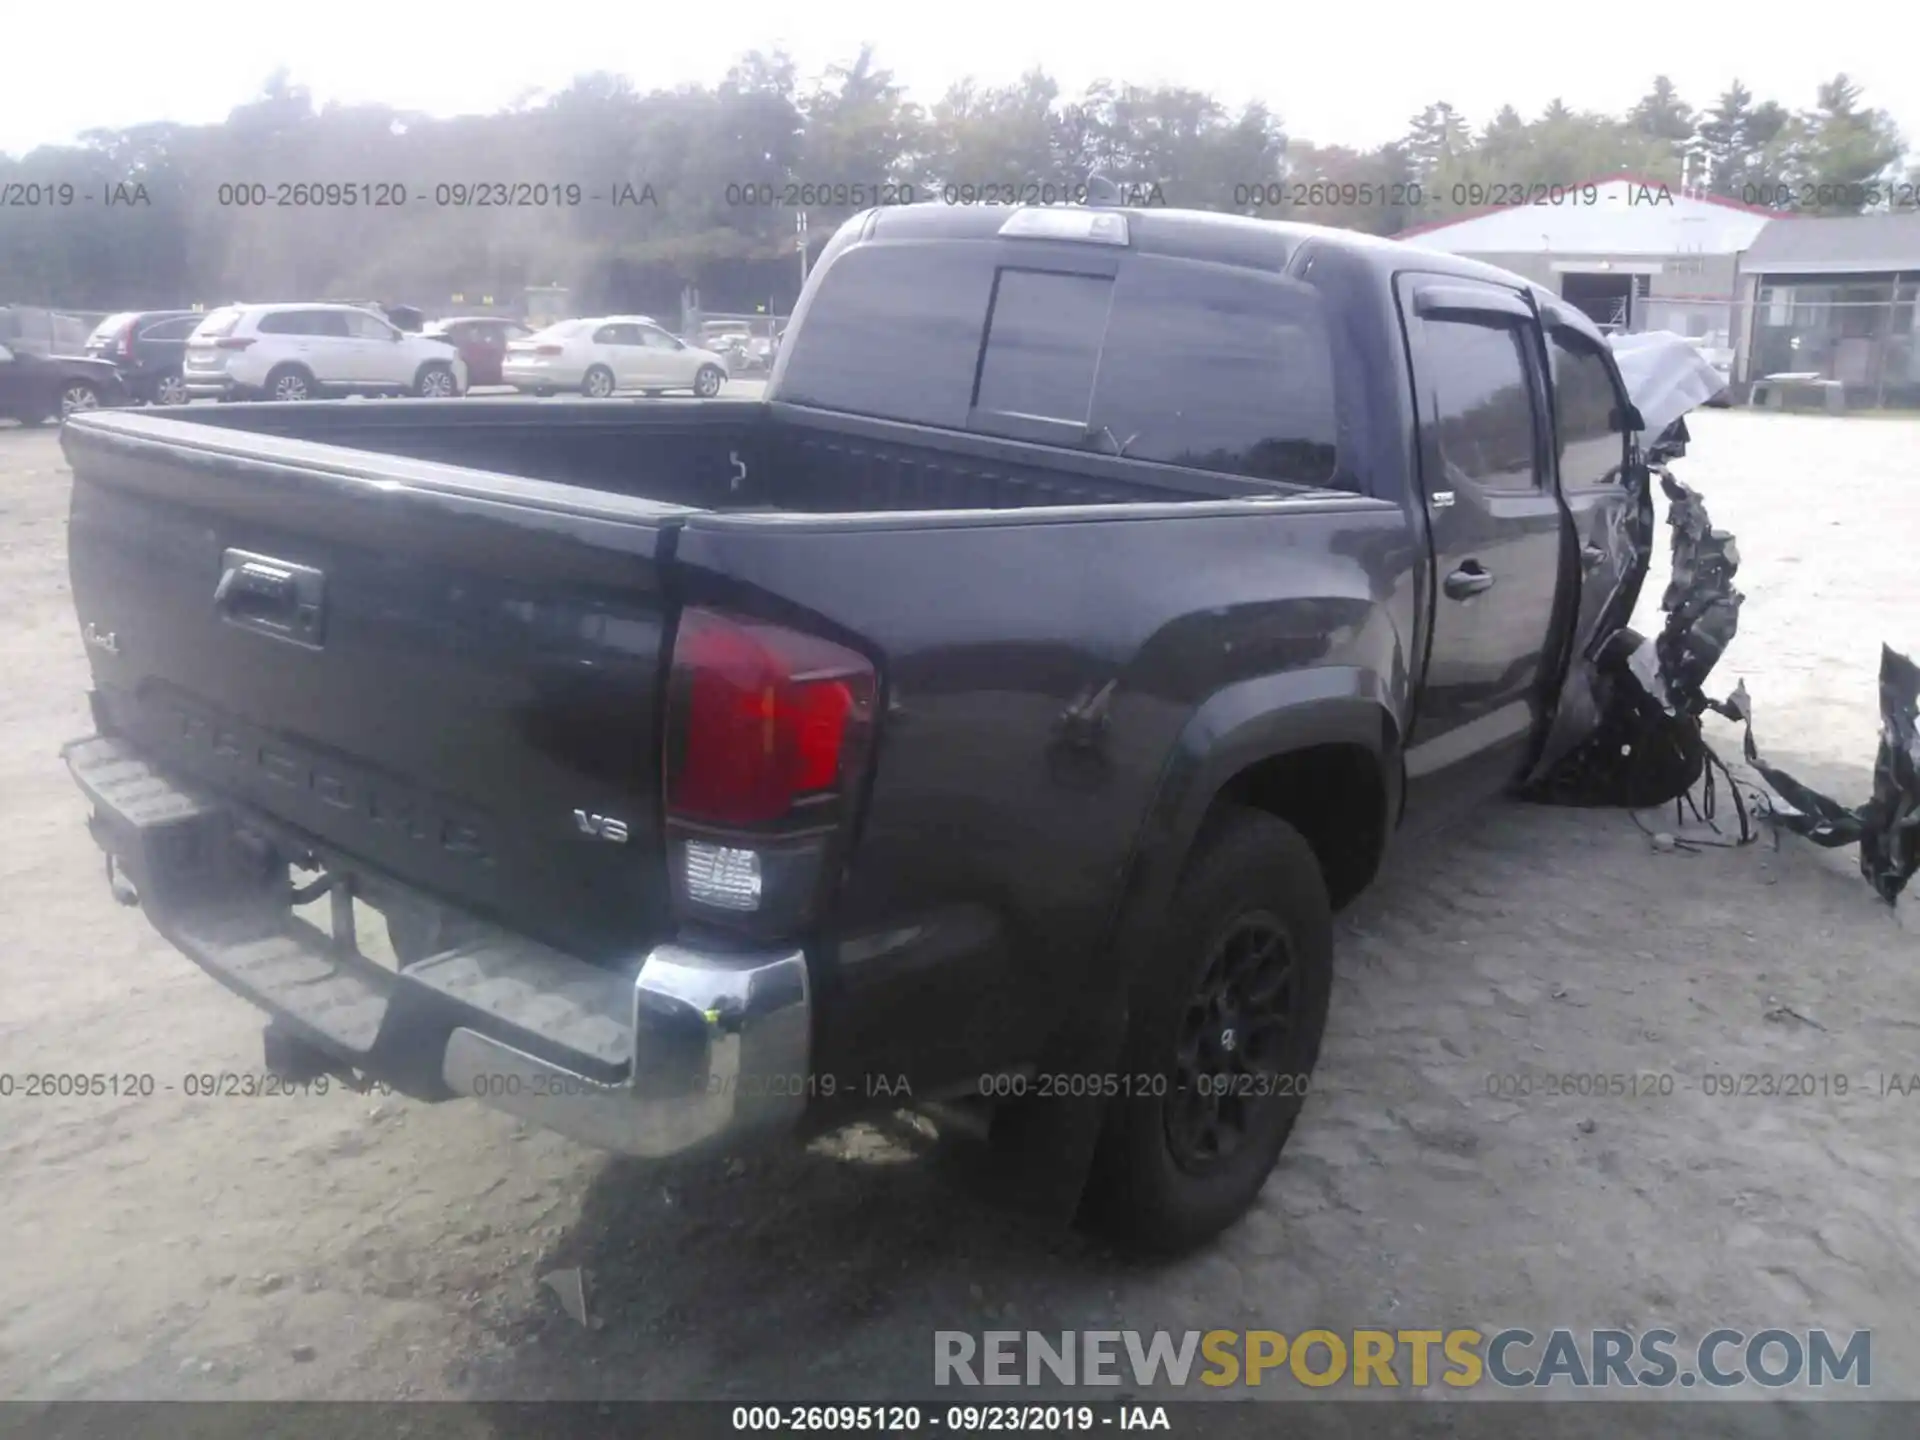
[
  {"x1": 58, "y1": 201, "x2": 1651, "y2": 1253},
  {"x1": 84, "y1": 311, "x2": 204, "y2": 406},
  {"x1": 421, "y1": 316, "x2": 534, "y2": 388},
  {"x1": 0, "y1": 341, "x2": 130, "y2": 424}
]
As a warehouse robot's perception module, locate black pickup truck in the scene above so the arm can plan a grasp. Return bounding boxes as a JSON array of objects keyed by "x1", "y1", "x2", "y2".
[{"x1": 59, "y1": 201, "x2": 1652, "y2": 1252}]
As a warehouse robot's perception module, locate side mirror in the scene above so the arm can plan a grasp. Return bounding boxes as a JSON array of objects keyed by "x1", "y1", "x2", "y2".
[{"x1": 1614, "y1": 403, "x2": 1647, "y2": 434}]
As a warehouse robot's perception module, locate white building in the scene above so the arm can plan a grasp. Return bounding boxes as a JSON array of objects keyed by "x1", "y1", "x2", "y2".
[{"x1": 1399, "y1": 173, "x2": 1775, "y2": 348}]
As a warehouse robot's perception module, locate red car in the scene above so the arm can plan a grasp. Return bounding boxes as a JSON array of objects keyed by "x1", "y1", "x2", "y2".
[{"x1": 421, "y1": 316, "x2": 534, "y2": 389}]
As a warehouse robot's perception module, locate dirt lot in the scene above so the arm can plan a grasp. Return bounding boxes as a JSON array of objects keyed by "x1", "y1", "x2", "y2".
[{"x1": 1, "y1": 409, "x2": 1916, "y2": 1404}]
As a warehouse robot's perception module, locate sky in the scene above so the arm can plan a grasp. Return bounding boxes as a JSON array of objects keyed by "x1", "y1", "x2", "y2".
[{"x1": 2, "y1": 0, "x2": 1914, "y2": 159}]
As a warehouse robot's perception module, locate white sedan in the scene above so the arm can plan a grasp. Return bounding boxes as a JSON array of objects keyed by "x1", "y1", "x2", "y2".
[{"x1": 501, "y1": 316, "x2": 732, "y2": 398}]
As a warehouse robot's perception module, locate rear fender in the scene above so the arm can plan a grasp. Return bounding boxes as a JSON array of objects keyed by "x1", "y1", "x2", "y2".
[{"x1": 988, "y1": 666, "x2": 1399, "y2": 1218}]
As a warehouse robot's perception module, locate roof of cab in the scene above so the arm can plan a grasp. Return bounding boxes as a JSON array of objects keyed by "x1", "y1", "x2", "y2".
[{"x1": 860, "y1": 202, "x2": 1606, "y2": 346}]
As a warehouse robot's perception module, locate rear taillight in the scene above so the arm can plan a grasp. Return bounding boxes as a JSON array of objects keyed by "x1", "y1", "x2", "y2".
[
  {"x1": 663, "y1": 608, "x2": 877, "y2": 935},
  {"x1": 215, "y1": 337, "x2": 254, "y2": 350},
  {"x1": 117, "y1": 323, "x2": 136, "y2": 359}
]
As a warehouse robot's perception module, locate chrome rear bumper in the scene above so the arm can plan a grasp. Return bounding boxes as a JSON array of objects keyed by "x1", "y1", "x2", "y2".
[
  {"x1": 441, "y1": 943, "x2": 810, "y2": 1157},
  {"x1": 64, "y1": 732, "x2": 811, "y2": 1160}
]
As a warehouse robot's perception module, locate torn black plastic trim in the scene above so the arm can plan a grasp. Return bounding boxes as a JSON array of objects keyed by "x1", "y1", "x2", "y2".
[
  {"x1": 1714, "y1": 651, "x2": 1920, "y2": 904},
  {"x1": 1526, "y1": 452, "x2": 1920, "y2": 905}
]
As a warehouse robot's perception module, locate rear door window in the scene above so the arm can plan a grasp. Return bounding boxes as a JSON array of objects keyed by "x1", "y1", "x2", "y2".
[
  {"x1": 258, "y1": 309, "x2": 352, "y2": 338},
  {"x1": 142, "y1": 316, "x2": 201, "y2": 341},
  {"x1": 344, "y1": 309, "x2": 396, "y2": 341},
  {"x1": 1418, "y1": 318, "x2": 1541, "y2": 493}
]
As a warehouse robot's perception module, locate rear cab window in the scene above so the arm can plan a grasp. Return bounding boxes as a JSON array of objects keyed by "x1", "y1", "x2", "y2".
[{"x1": 779, "y1": 238, "x2": 1346, "y2": 491}]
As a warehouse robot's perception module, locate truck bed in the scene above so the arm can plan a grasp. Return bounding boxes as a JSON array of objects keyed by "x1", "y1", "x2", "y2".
[
  {"x1": 168, "y1": 397, "x2": 1308, "y2": 513},
  {"x1": 60, "y1": 398, "x2": 1356, "y2": 969}
]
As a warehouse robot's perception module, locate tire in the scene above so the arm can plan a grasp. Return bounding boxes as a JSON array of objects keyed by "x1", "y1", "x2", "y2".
[
  {"x1": 1080, "y1": 806, "x2": 1333, "y2": 1255},
  {"x1": 414, "y1": 362, "x2": 459, "y2": 398},
  {"x1": 582, "y1": 365, "x2": 616, "y2": 399},
  {"x1": 693, "y1": 364, "x2": 725, "y2": 398},
  {"x1": 265, "y1": 366, "x2": 314, "y2": 402},
  {"x1": 153, "y1": 370, "x2": 190, "y2": 406},
  {"x1": 58, "y1": 382, "x2": 102, "y2": 419}
]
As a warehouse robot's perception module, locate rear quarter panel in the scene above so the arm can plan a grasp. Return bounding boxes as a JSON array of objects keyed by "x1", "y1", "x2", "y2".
[{"x1": 673, "y1": 496, "x2": 1419, "y2": 1099}]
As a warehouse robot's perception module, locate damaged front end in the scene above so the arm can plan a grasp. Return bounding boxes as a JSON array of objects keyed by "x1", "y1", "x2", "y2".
[
  {"x1": 1522, "y1": 382, "x2": 1920, "y2": 904},
  {"x1": 1522, "y1": 448, "x2": 1738, "y2": 811}
]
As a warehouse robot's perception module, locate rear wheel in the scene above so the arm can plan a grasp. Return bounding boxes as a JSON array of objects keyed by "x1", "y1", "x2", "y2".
[
  {"x1": 153, "y1": 370, "x2": 190, "y2": 406},
  {"x1": 693, "y1": 364, "x2": 725, "y2": 398},
  {"x1": 265, "y1": 366, "x2": 314, "y2": 402},
  {"x1": 58, "y1": 382, "x2": 102, "y2": 419},
  {"x1": 1080, "y1": 806, "x2": 1333, "y2": 1255},
  {"x1": 582, "y1": 366, "x2": 616, "y2": 399}
]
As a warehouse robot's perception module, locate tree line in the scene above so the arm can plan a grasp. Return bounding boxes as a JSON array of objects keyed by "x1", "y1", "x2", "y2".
[{"x1": 0, "y1": 51, "x2": 1908, "y2": 318}]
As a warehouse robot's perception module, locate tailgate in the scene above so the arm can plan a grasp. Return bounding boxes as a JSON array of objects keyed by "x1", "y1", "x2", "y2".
[{"x1": 62, "y1": 411, "x2": 688, "y2": 963}]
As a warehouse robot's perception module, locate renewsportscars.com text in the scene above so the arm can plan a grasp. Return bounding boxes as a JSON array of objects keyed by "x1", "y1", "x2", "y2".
[{"x1": 933, "y1": 1328, "x2": 1871, "y2": 1391}]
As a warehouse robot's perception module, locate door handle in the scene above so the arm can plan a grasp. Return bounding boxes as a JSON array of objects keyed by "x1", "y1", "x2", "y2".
[{"x1": 1443, "y1": 562, "x2": 1495, "y2": 600}]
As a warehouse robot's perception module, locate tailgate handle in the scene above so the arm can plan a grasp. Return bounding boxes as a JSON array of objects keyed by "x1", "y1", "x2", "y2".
[{"x1": 215, "y1": 550, "x2": 327, "y2": 646}]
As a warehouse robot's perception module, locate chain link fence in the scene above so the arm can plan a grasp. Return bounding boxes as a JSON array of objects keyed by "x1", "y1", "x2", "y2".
[{"x1": 1634, "y1": 281, "x2": 1920, "y2": 410}]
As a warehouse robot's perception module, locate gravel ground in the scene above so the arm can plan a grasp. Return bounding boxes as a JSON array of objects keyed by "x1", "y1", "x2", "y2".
[{"x1": 0, "y1": 408, "x2": 1915, "y2": 1405}]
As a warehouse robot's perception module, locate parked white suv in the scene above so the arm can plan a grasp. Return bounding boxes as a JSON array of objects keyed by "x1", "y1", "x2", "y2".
[
  {"x1": 183, "y1": 303, "x2": 468, "y2": 402},
  {"x1": 501, "y1": 316, "x2": 730, "y2": 398}
]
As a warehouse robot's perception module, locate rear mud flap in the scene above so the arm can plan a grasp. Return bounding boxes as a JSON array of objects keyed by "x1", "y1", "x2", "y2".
[{"x1": 1525, "y1": 468, "x2": 1920, "y2": 905}]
